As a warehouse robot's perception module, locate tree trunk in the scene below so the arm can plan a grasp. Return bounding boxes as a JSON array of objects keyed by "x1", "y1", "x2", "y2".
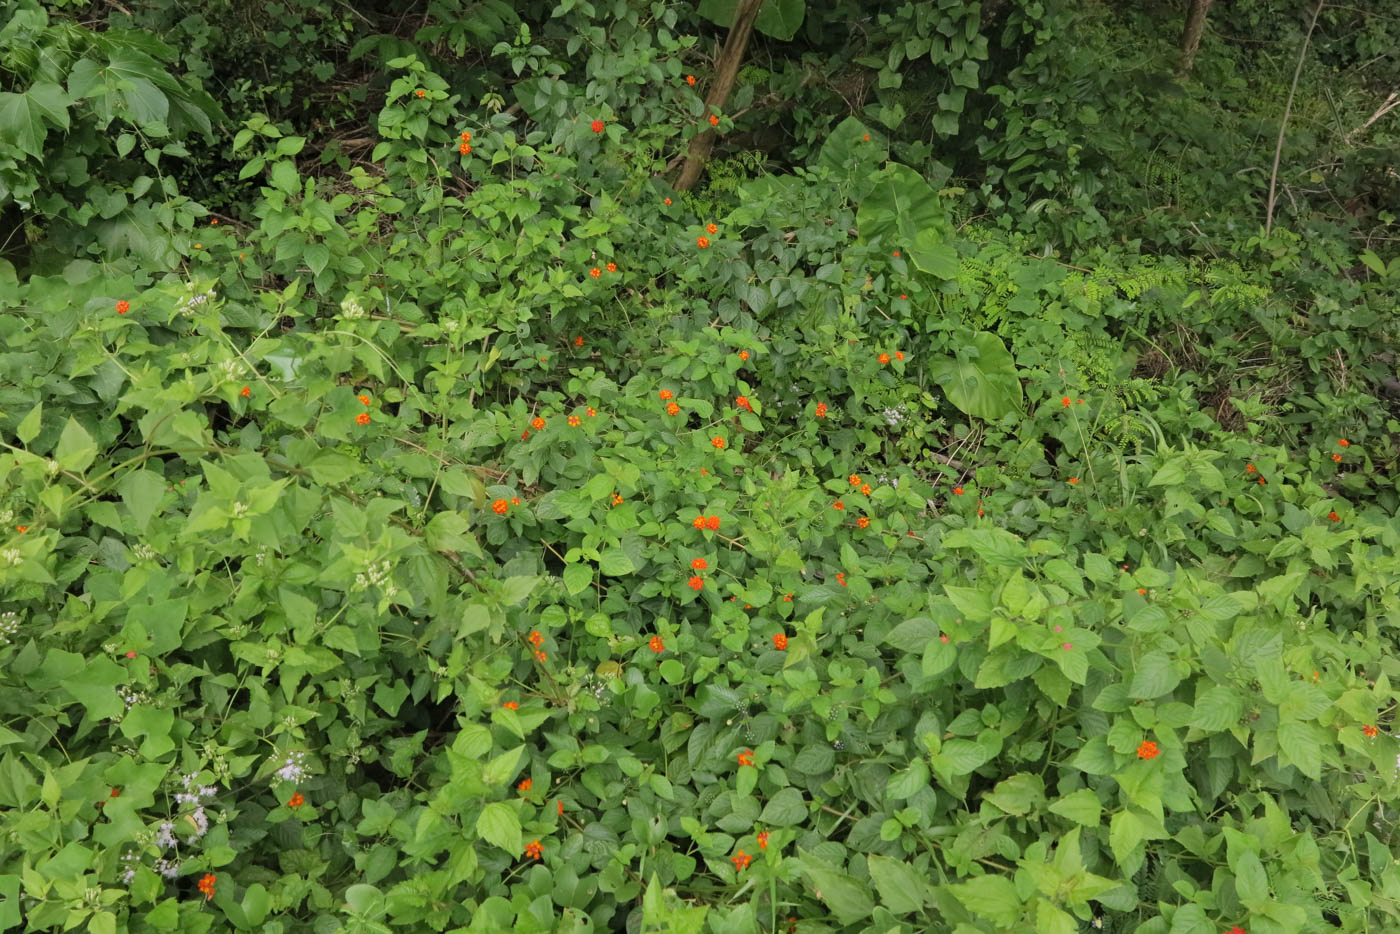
[
  {"x1": 1179, "y1": 0, "x2": 1214, "y2": 74},
  {"x1": 673, "y1": 0, "x2": 764, "y2": 192}
]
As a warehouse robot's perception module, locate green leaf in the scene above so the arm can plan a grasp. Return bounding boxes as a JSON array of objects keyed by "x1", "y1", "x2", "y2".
[
  {"x1": 1109, "y1": 810, "x2": 1143, "y2": 864},
  {"x1": 55, "y1": 417, "x2": 97, "y2": 473},
  {"x1": 930, "y1": 332, "x2": 1023, "y2": 420},
  {"x1": 482, "y1": 746, "x2": 524, "y2": 786},
  {"x1": 1191, "y1": 685, "x2": 1243, "y2": 731},
  {"x1": 697, "y1": 0, "x2": 806, "y2": 41},
  {"x1": 0, "y1": 83, "x2": 71, "y2": 159},
  {"x1": 1128, "y1": 650, "x2": 1181, "y2": 699},
  {"x1": 476, "y1": 802, "x2": 522, "y2": 854},
  {"x1": 116, "y1": 469, "x2": 165, "y2": 533},
  {"x1": 1048, "y1": 788, "x2": 1102, "y2": 826},
  {"x1": 857, "y1": 163, "x2": 951, "y2": 255},
  {"x1": 599, "y1": 548, "x2": 636, "y2": 576},
  {"x1": 796, "y1": 852, "x2": 874, "y2": 926},
  {"x1": 1233, "y1": 851, "x2": 1269, "y2": 904},
  {"x1": 425, "y1": 511, "x2": 473, "y2": 551},
  {"x1": 1276, "y1": 721, "x2": 1321, "y2": 780},
  {"x1": 885, "y1": 758, "x2": 928, "y2": 801},
  {"x1": 270, "y1": 159, "x2": 299, "y2": 195},
  {"x1": 16, "y1": 402, "x2": 41, "y2": 444},
  {"x1": 758, "y1": 787, "x2": 806, "y2": 826},
  {"x1": 563, "y1": 564, "x2": 593, "y2": 596},
  {"x1": 950, "y1": 874, "x2": 1021, "y2": 927},
  {"x1": 984, "y1": 772, "x2": 1045, "y2": 816},
  {"x1": 866, "y1": 854, "x2": 928, "y2": 914}
]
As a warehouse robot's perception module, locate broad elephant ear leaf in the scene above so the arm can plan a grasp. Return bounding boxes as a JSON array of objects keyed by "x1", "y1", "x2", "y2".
[
  {"x1": 857, "y1": 163, "x2": 958, "y2": 278},
  {"x1": 697, "y1": 0, "x2": 805, "y2": 40},
  {"x1": 930, "y1": 332, "x2": 1023, "y2": 420}
]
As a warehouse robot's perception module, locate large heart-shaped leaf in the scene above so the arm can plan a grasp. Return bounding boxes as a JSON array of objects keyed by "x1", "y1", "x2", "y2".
[
  {"x1": 930, "y1": 332, "x2": 1024, "y2": 420},
  {"x1": 857, "y1": 163, "x2": 957, "y2": 277}
]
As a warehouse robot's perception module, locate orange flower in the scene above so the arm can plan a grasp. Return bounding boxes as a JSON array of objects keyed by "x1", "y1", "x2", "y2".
[
  {"x1": 735, "y1": 395, "x2": 751, "y2": 410},
  {"x1": 895, "y1": 351, "x2": 903, "y2": 360},
  {"x1": 709, "y1": 114, "x2": 720, "y2": 126},
  {"x1": 706, "y1": 223, "x2": 717, "y2": 234},
  {"x1": 210, "y1": 218, "x2": 218, "y2": 225},
  {"x1": 892, "y1": 250, "x2": 900, "y2": 257},
  {"x1": 857, "y1": 516, "x2": 870, "y2": 528},
  {"x1": 1338, "y1": 438, "x2": 1350, "y2": 447},
  {"x1": 416, "y1": 90, "x2": 425, "y2": 98},
  {"x1": 732, "y1": 850, "x2": 752, "y2": 870},
  {"x1": 288, "y1": 792, "x2": 305, "y2": 807},
  {"x1": 459, "y1": 142, "x2": 471, "y2": 154},
  {"x1": 815, "y1": 402, "x2": 827, "y2": 417},
  {"x1": 665, "y1": 399, "x2": 681, "y2": 414},
  {"x1": 1328, "y1": 510, "x2": 1339, "y2": 521},
  {"x1": 939, "y1": 633, "x2": 949, "y2": 643},
  {"x1": 358, "y1": 394, "x2": 370, "y2": 405},
  {"x1": 1332, "y1": 453, "x2": 1342, "y2": 462},
  {"x1": 859, "y1": 483, "x2": 871, "y2": 495},
  {"x1": 863, "y1": 134, "x2": 870, "y2": 140},
  {"x1": 649, "y1": 635, "x2": 665, "y2": 652},
  {"x1": 611, "y1": 493, "x2": 623, "y2": 505},
  {"x1": 849, "y1": 474, "x2": 861, "y2": 486},
  {"x1": 693, "y1": 516, "x2": 707, "y2": 530},
  {"x1": 772, "y1": 633, "x2": 787, "y2": 650},
  {"x1": 511, "y1": 497, "x2": 520, "y2": 505},
  {"x1": 355, "y1": 412, "x2": 371, "y2": 426},
  {"x1": 1068, "y1": 477, "x2": 1079, "y2": 484},
  {"x1": 606, "y1": 262, "x2": 617, "y2": 272},
  {"x1": 688, "y1": 576, "x2": 704, "y2": 590},
  {"x1": 557, "y1": 800, "x2": 565, "y2": 815},
  {"x1": 531, "y1": 416, "x2": 546, "y2": 430},
  {"x1": 705, "y1": 516, "x2": 721, "y2": 531},
  {"x1": 953, "y1": 487, "x2": 964, "y2": 495},
  {"x1": 783, "y1": 593, "x2": 792, "y2": 602},
  {"x1": 240, "y1": 386, "x2": 250, "y2": 397},
  {"x1": 529, "y1": 629, "x2": 544, "y2": 647},
  {"x1": 518, "y1": 778, "x2": 532, "y2": 792},
  {"x1": 586, "y1": 407, "x2": 596, "y2": 416},
  {"x1": 503, "y1": 701, "x2": 518, "y2": 709},
  {"x1": 590, "y1": 119, "x2": 604, "y2": 133},
  {"x1": 115, "y1": 300, "x2": 130, "y2": 314},
  {"x1": 16, "y1": 526, "x2": 26, "y2": 533},
  {"x1": 738, "y1": 350, "x2": 749, "y2": 361},
  {"x1": 525, "y1": 839, "x2": 543, "y2": 860},
  {"x1": 1246, "y1": 464, "x2": 1256, "y2": 473},
  {"x1": 198, "y1": 873, "x2": 216, "y2": 900},
  {"x1": 664, "y1": 197, "x2": 672, "y2": 205},
  {"x1": 1137, "y1": 588, "x2": 1146, "y2": 595},
  {"x1": 757, "y1": 830, "x2": 769, "y2": 850},
  {"x1": 878, "y1": 353, "x2": 890, "y2": 364},
  {"x1": 711, "y1": 436, "x2": 725, "y2": 449},
  {"x1": 492, "y1": 499, "x2": 509, "y2": 514},
  {"x1": 590, "y1": 267, "x2": 601, "y2": 278},
  {"x1": 833, "y1": 500, "x2": 844, "y2": 510},
  {"x1": 691, "y1": 558, "x2": 708, "y2": 570},
  {"x1": 659, "y1": 389, "x2": 674, "y2": 400},
  {"x1": 521, "y1": 430, "x2": 530, "y2": 440},
  {"x1": 1136, "y1": 740, "x2": 1160, "y2": 760},
  {"x1": 534, "y1": 649, "x2": 546, "y2": 662},
  {"x1": 1258, "y1": 477, "x2": 1266, "y2": 486},
  {"x1": 568, "y1": 415, "x2": 581, "y2": 426},
  {"x1": 686, "y1": 75, "x2": 696, "y2": 85},
  {"x1": 697, "y1": 236, "x2": 710, "y2": 249},
  {"x1": 574, "y1": 336, "x2": 585, "y2": 347},
  {"x1": 737, "y1": 749, "x2": 754, "y2": 767},
  {"x1": 461, "y1": 131, "x2": 472, "y2": 141},
  {"x1": 1363, "y1": 724, "x2": 1378, "y2": 738}
]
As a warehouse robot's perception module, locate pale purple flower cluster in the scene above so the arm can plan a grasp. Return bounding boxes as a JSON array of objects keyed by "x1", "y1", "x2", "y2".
[
  {"x1": 275, "y1": 751, "x2": 307, "y2": 784},
  {"x1": 175, "y1": 773, "x2": 217, "y2": 840}
]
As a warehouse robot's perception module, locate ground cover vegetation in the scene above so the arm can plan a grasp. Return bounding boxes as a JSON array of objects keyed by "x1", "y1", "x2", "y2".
[{"x1": 1, "y1": 0, "x2": 1399, "y2": 932}]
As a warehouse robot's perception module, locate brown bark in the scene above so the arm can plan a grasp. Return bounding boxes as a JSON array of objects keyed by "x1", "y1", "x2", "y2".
[
  {"x1": 1179, "y1": 0, "x2": 1215, "y2": 74},
  {"x1": 673, "y1": 0, "x2": 764, "y2": 192}
]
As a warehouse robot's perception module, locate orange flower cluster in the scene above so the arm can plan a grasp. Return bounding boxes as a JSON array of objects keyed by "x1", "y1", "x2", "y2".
[
  {"x1": 732, "y1": 850, "x2": 751, "y2": 870},
  {"x1": 649, "y1": 635, "x2": 665, "y2": 653},
  {"x1": 772, "y1": 632, "x2": 787, "y2": 650},
  {"x1": 518, "y1": 778, "x2": 532, "y2": 792},
  {"x1": 525, "y1": 839, "x2": 543, "y2": 860},
  {"x1": 116, "y1": 300, "x2": 130, "y2": 314},
  {"x1": 815, "y1": 402, "x2": 827, "y2": 418},
  {"x1": 288, "y1": 792, "x2": 305, "y2": 807},
  {"x1": 692, "y1": 514, "x2": 721, "y2": 530},
  {"x1": 688, "y1": 576, "x2": 704, "y2": 590},
  {"x1": 1363, "y1": 724, "x2": 1378, "y2": 738},
  {"x1": 503, "y1": 701, "x2": 518, "y2": 710},
  {"x1": 492, "y1": 499, "x2": 509, "y2": 514},
  {"x1": 198, "y1": 874, "x2": 216, "y2": 900},
  {"x1": 1137, "y1": 740, "x2": 1159, "y2": 760},
  {"x1": 737, "y1": 749, "x2": 754, "y2": 767},
  {"x1": 355, "y1": 412, "x2": 371, "y2": 426},
  {"x1": 711, "y1": 436, "x2": 726, "y2": 449},
  {"x1": 529, "y1": 630, "x2": 544, "y2": 648}
]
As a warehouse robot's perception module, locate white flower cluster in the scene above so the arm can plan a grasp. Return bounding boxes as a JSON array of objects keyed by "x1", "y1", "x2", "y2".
[
  {"x1": 882, "y1": 404, "x2": 909, "y2": 426},
  {"x1": 231, "y1": 501, "x2": 248, "y2": 518},
  {"x1": 0, "y1": 509, "x2": 11, "y2": 524},
  {"x1": 876, "y1": 474, "x2": 899, "y2": 488},
  {"x1": 340, "y1": 294, "x2": 367, "y2": 319},
  {"x1": 130, "y1": 543, "x2": 158, "y2": 562},
  {"x1": 119, "y1": 850, "x2": 140, "y2": 884},
  {"x1": 175, "y1": 773, "x2": 218, "y2": 840},
  {"x1": 117, "y1": 686, "x2": 149, "y2": 710},
  {"x1": 0, "y1": 611, "x2": 18, "y2": 645},
  {"x1": 275, "y1": 750, "x2": 308, "y2": 784},
  {"x1": 0, "y1": 548, "x2": 21, "y2": 568},
  {"x1": 218, "y1": 358, "x2": 244, "y2": 382},
  {"x1": 354, "y1": 560, "x2": 397, "y2": 599},
  {"x1": 177, "y1": 285, "x2": 216, "y2": 316}
]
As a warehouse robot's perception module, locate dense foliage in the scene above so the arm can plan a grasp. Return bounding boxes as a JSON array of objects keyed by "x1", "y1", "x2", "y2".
[{"x1": 1, "y1": 1, "x2": 1398, "y2": 933}]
